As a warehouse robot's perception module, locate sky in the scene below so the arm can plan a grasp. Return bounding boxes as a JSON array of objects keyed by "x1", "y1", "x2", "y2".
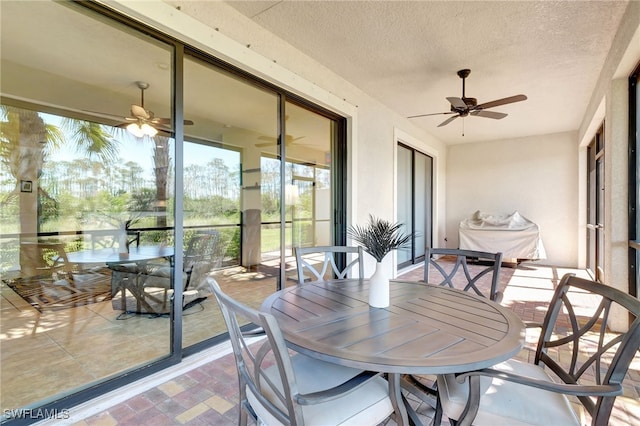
[{"x1": 43, "y1": 113, "x2": 240, "y2": 181}]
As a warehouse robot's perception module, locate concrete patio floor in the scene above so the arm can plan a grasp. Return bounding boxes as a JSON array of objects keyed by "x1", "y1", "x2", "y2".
[{"x1": 37, "y1": 263, "x2": 640, "y2": 426}]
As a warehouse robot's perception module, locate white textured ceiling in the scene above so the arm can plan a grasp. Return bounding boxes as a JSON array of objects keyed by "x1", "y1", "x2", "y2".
[{"x1": 225, "y1": 0, "x2": 629, "y2": 144}]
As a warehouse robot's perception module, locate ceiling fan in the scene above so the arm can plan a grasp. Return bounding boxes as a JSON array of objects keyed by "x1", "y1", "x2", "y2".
[
  {"x1": 122, "y1": 81, "x2": 193, "y2": 137},
  {"x1": 408, "y1": 69, "x2": 527, "y2": 128},
  {"x1": 254, "y1": 115, "x2": 305, "y2": 147},
  {"x1": 255, "y1": 134, "x2": 305, "y2": 148}
]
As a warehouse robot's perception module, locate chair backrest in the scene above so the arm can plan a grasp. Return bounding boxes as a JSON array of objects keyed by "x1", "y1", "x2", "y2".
[
  {"x1": 295, "y1": 245, "x2": 364, "y2": 283},
  {"x1": 208, "y1": 277, "x2": 306, "y2": 425},
  {"x1": 89, "y1": 230, "x2": 140, "y2": 250},
  {"x1": 19, "y1": 242, "x2": 73, "y2": 279},
  {"x1": 424, "y1": 248, "x2": 503, "y2": 302},
  {"x1": 184, "y1": 230, "x2": 221, "y2": 272},
  {"x1": 184, "y1": 230, "x2": 224, "y2": 290},
  {"x1": 534, "y1": 274, "x2": 640, "y2": 425}
]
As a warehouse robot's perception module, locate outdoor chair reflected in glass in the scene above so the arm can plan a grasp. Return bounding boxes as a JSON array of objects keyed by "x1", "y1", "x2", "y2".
[{"x1": 110, "y1": 231, "x2": 224, "y2": 316}]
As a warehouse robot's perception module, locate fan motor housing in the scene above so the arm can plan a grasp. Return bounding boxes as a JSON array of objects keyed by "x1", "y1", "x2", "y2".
[{"x1": 462, "y1": 97, "x2": 477, "y2": 107}]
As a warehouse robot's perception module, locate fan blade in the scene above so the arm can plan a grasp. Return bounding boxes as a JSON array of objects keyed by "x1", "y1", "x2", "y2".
[
  {"x1": 475, "y1": 94, "x2": 527, "y2": 110},
  {"x1": 151, "y1": 118, "x2": 195, "y2": 126},
  {"x1": 471, "y1": 110, "x2": 508, "y2": 120},
  {"x1": 438, "y1": 115, "x2": 459, "y2": 127},
  {"x1": 255, "y1": 142, "x2": 276, "y2": 147},
  {"x1": 131, "y1": 104, "x2": 150, "y2": 119},
  {"x1": 407, "y1": 111, "x2": 456, "y2": 119},
  {"x1": 447, "y1": 97, "x2": 467, "y2": 110}
]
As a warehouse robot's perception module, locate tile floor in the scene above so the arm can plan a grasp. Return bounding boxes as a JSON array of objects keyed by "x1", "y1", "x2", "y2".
[{"x1": 33, "y1": 263, "x2": 640, "y2": 426}]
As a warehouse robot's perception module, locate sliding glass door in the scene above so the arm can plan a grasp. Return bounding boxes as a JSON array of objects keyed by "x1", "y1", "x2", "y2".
[
  {"x1": 1, "y1": 1, "x2": 176, "y2": 412},
  {"x1": 0, "y1": 0, "x2": 347, "y2": 417},
  {"x1": 630, "y1": 63, "x2": 639, "y2": 301},
  {"x1": 586, "y1": 125, "x2": 605, "y2": 282},
  {"x1": 397, "y1": 144, "x2": 433, "y2": 270}
]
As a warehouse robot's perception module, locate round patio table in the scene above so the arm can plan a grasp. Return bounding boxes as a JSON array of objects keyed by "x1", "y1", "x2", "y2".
[{"x1": 261, "y1": 279, "x2": 525, "y2": 425}]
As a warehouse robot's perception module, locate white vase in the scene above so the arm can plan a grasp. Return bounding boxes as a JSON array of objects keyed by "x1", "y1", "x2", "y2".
[
  {"x1": 118, "y1": 230, "x2": 128, "y2": 254},
  {"x1": 368, "y1": 261, "x2": 389, "y2": 308}
]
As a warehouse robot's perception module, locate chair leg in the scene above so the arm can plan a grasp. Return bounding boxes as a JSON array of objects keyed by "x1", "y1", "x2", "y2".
[
  {"x1": 400, "y1": 374, "x2": 438, "y2": 408},
  {"x1": 240, "y1": 400, "x2": 256, "y2": 426},
  {"x1": 432, "y1": 394, "x2": 444, "y2": 426}
]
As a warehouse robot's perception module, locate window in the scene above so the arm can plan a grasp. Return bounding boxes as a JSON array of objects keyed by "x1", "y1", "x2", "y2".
[
  {"x1": 629, "y1": 62, "x2": 639, "y2": 300},
  {"x1": 0, "y1": 0, "x2": 347, "y2": 416}
]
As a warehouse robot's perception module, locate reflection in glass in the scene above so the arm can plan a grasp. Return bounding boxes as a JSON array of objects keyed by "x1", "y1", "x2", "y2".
[
  {"x1": 182, "y1": 55, "x2": 280, "y2": 347},
  {"x1": 284, "y1": 102, "x2": 335, "y2": 284},
  {"x1": 397, "y1": 145, "x2": 433, "y2": 269},
  {"x1": 0, "y1": 0, "x2": 173, "y2": 412}
]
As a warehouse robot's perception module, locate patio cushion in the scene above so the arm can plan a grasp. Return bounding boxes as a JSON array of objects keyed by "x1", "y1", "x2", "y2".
[
  {"x1": 247, "y1": 353, "x2": 393, "y2": 426},
  {"x1": 438, "y1": 359, "x2": 580, "y2": 425}
]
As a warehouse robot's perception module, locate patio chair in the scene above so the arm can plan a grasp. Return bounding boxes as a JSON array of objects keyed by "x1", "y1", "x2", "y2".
[
  {"x1": 208, "y1": 276, "x2": 394, "y2": 425},
  {"x1": 111, "y1": 230, "x2": 223, "y2": 314},
  {"x1": 294, "y1": 245, "x2": 364, "y2": 283},
  {"x1": 423, "y1": 247, "x2": 504, "y2": 302},
  {"x1": 401, "y1": 247, "x2": 503, "y2": 417},
  {"x1": 19, "y1": 241, "x2": 75, "y2": 280},
  {"x1": 436, "y1": 273, "x2": 640, "y2": 426}
]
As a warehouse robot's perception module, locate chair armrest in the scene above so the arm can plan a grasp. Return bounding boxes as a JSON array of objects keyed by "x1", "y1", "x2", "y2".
[
  {"x1": 242, "y1": 327, "x2": 265, "y2": 337},
  {"x1": 456, "y1": 368, "x2": 623, "y2": 397},
  {"x1": 296, "y1": 370, "x2": 382, "y2": 405},
  {"x1": 524, "y1": 321, "x2": 543, "y2": 329}
]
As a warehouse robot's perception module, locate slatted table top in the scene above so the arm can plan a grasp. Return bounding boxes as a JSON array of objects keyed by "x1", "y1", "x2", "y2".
[
  {"x1": 261, "y1": 279, "x2": 525, "y2": 374},
  {"x1": 66, "y1": 245, "x2": 174, "y2": 265}
]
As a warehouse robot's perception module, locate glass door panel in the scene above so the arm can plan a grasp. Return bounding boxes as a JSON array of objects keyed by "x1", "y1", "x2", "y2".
[
  {"x1": 397, "y1": 146, "x2": 413, "y2": 265},
  {"x1": 0, "y1": 0, "x2": 173, "y2": 412},
  {"x1": 414, "y1": 152, "x2": 431, "y2": 260},
  {"x1": 182, "y1": 55, "x2": 279, "y2": 350},
  {"x1": 285, "y1": 102, "x2": 335, "y2": 284},
  {"x1": 586, "y1": 126, "x2": 605, "y2": 282},
  {"x1": 397, "y1": 144, "x2": 433, "y2": 270}
]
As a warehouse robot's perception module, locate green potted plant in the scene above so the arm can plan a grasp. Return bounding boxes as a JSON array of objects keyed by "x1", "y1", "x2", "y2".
[{"x1": 347, "y1": 214, "x2": 412, "y2": 307}]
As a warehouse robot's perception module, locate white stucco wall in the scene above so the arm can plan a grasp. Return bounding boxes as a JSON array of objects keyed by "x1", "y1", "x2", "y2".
[
  {"x1": 446, "y1": 132, "x2": 579, "y2": 267},
  {"x1": 104, "y1": 0, "x2": 447, "y2": 277},
  {"x1": 103, "y1": 0, "x2": 638, "y2": 287},
  {"x1": 577, "y1": 0, "x2": 639, "y2": 327}
]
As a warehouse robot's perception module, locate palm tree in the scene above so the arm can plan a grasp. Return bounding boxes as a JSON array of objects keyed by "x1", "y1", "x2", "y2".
[
  {"x1": 0, "y1": 105, "x2": 119, "y2": 267},
  {"x1": 152, "y1": 135, "x2": 170, "y2": 229}
]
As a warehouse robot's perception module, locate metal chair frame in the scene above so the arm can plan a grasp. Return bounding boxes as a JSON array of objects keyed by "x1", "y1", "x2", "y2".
[
  {"x1": 402, "y1": 247, "x2": 503, "y2": 422},
  {"x1": 294, "y1": 245, "x2": 364, "y2": 283},
  {"x1": 438, "y1": 273, "x2": 640, "y2": 426},
  {"x1": 208, "y1": 277, "x2": 393, "y2": 425}
]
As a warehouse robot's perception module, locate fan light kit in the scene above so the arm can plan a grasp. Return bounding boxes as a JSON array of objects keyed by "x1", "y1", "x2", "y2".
[
  {"x1": 408, "y1": 69, "x2": 527, "y2": 132},
  {"x1": 123, "y1": 81, "x2": 193, "y2": 138}
]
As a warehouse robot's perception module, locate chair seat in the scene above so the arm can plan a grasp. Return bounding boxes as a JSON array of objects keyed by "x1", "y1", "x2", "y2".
[
  {"x1": 438, "y1": 359, "x2": 580, "y2": 426},
  {"x1": 142, "y1": 266, "x2": 188, "y2": 288},
  {"x1": 248, "y1": 352, "x2": 394, "y2": 426}
]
